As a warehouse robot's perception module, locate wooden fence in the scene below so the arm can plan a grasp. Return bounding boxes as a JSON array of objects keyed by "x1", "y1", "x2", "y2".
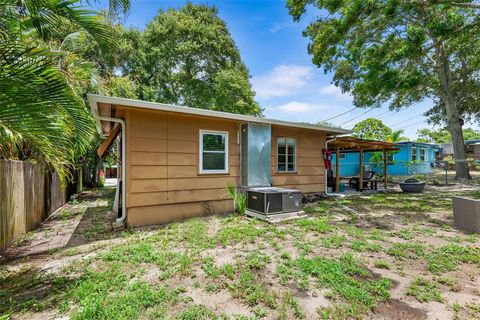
[{"x1": 0, "y1": 160, "x2": 70, "y2": 250}]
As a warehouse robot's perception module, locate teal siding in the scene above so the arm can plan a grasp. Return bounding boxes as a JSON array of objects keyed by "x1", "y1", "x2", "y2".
[{"x1": 332, "y1": 142, "x2": 440, "y2": 176}]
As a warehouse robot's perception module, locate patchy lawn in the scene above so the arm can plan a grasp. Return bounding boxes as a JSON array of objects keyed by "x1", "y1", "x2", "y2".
[{"x1": 1, "y1": 187, "x2": 480, "y2": 320}]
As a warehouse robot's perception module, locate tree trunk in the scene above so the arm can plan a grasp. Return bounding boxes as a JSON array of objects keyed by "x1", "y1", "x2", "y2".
[
  {"x1": 82, "y1": 159, "x2": 92, "y2": 188},
  {"x1": 92, "y1": 155, "x2": 103, "y2": 188},
  {"x1": 434, "y1": 42, "x2": 471, "y2": 180}
]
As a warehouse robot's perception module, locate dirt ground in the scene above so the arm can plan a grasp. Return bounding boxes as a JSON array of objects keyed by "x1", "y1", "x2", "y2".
[{"x1": 1, "y1": 182, "x2": 480, "y2": 320}]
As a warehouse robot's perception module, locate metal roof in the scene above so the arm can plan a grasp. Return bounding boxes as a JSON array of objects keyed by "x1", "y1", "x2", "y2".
[
  {"x1": 328, "y1": 137, "x2": 400, "y2": 152},
  {"x1": 87, "y1": 94, "x2": 351, "y2": 135}
]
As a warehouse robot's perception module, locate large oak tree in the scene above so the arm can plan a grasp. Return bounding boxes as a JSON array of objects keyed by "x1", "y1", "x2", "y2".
[
  {"x1": 287, "y1": 0, "x2": 480, "y2": 180},
  {"x1": 118, "y1": 3, "x2": 261, "y2": 116}
]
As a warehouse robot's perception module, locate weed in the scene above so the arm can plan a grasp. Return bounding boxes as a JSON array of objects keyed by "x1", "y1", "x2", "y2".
[
  {"x1": 243, "y1": 251, "x2": 271, "y2": 270},
  {"x1": 406, "y1": 277, "x2": 442, "y2": 303},
  {"x1": 175, "y1": 304, "x2": 217, "y2": 320},
  {"x1": 297, "y1": 253, "x2": 391, "y2": 316},
  {"x1": 322, "y1": 234, "x2": 346, "y2": 248},
  {"x1": 296, "y1": 217, "x2": 333, "y2": 233},
  {"x1": 351, "y1": 240, "x2": 381, "y2": 252},
  {"x1": 374, "y1": 260, "x2": 391, "y2": 270},
  {"x1": 386, "y1": 242, "x2": 425, "y2": 260},
  {"x1": 436, "y1": 277, "x2": 461, "y2": 292},
  {"x1": 426, "y1": 244, "x2": 480, "y2": 274},
  {"x1": 231, "y1": 269, "x2": 277, "y2": 308}
]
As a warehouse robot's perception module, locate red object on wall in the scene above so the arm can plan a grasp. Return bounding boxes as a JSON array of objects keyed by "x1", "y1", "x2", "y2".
[{"x1": 322, "y1": 149, "x2": 332, "y2": 170}]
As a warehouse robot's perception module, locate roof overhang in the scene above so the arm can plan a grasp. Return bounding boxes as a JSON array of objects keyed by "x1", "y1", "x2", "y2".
[{"x1": 87, "y1": 94, "x2": 352, "y2": 136}]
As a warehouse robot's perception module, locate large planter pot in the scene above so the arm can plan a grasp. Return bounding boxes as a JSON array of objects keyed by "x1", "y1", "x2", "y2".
[
  {"x1": 453, "y1": 196, "x2": 480, "y2": 233},
  {"x1": 399, "y1": 178, "x2": 426, "y2": 193}
]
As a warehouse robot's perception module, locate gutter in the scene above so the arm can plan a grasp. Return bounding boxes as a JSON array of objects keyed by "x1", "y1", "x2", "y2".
[{"x1": 98, "y1": 116, "x2": 127, "y2": 223}]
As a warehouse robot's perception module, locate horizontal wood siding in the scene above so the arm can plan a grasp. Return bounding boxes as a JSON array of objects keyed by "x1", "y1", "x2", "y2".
[
  {"x1": 123, "y1": 107, "x2": 239, "y2": 225},
  {"x1": 119, "y1": 106, "x2": 327, "y2": 226},
  {"x1": 271, "y1": 125, "x2": 326, "y2": 193},
  {"x1": 127, "y1": 200, "x2": 233, "y2": 227}
]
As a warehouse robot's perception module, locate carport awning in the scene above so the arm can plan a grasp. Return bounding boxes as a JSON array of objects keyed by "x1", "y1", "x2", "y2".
[
  {"x1": 328, "y1": 137, "x2": 399, "y2": 152},
  {"x1": 97, "y1": 124, "x2": 121, "y2": 158}
]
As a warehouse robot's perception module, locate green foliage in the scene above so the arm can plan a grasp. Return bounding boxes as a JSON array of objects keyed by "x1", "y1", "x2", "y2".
[
  {"x1": 119, "y1": 3, "x2": 261, "y2": 116},
  {"x1": 287, "y1": 0, "x2": 480, "y2": 179},
  {"x1": 373, "y1": 260, "x2": 391, "y2": 270},
  {"x1": 298, "y1": 253, "x2": 392, "y2": 316},
  {"x1": 226, "y1": 182, "x2": 247, "y2": 215},
  {"x1": 386, "y1": 242, "x2": 425, "y2": 260},
  {"x1": 426, "y1": 244, "x2": 480, "y2": 274},
  {"x1": 417, "y1": 127, "x2": 480, "y2": 143},
  {"x1": 295, "y1": 216, "x2": 333, "y2": 233},
  {"x1": 0, "y1": 0, "x2": 129, "y2": 179},
  {"x1": 352, "y1": 118, "x2": 392, "y2": 141},
  {"x1": 406, "y1": 277, "x2": 442, "y2": 303}
]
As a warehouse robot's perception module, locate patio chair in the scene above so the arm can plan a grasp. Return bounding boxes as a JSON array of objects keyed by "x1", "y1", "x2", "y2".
[{"x1": 349, "y1": 171, "x2": 377, "y2": 191}]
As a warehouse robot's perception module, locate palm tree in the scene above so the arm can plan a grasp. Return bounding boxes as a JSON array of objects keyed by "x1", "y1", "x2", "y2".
[{"x1": 0, "y1": 0, "x2": 129, "y2": 179}]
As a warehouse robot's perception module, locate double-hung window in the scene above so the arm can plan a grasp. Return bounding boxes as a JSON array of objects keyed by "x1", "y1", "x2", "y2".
[
  {"x1": 277, "y1": 137, "x2": 296, "y2": 173},
  {"x1": 411, "y1": 146, "x2": 417, "y2": 161},
  {"x1": 420, "y1": 148, "x2": 426, "y2": 161},
  {"x1": 200, "y1": 130, "x2": 228, "y2": 174}
]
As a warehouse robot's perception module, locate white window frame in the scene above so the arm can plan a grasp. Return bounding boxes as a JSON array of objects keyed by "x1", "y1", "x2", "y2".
[
  {"x1": 277, "y1": 137, "x2": 296, "y2": 173},
  {"x1": 387, "y1": 153, "x2": 394, "y2": 163},
  {"x1": 420, "y1": 147, "x2": 426, "y2": 161},
  {"x1": 411, "y1": 146, "x2": 417, "y2": 161},
  {"x1": 199, "y1": 130, "x2": 229, "y2": 174}
]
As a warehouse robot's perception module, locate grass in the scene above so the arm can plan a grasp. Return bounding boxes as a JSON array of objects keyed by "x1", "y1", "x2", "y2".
[
  {"x1": 297, "y1": 253, "x2": 392, "y2": 316},
  {"x1": 406, "y1": 277, "x2": 443, "y2": 303},
  {"x1": 426, "y1": 244, "x2": 480, "y2": 274},
  {"x1": 2, "y1": 186, "x2": 480, "y2": 319}
]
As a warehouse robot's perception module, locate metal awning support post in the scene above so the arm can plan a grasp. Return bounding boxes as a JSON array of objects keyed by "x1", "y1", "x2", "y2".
[
  {"x1": 335, "y1": 148, "x2": 340, "y2": 192},
  {"x1": 383, "y1": 150, "x2": 388, "y2": 190},
  {"x1": 359, "y1": 149, "x2": 364, "y2": 191}
]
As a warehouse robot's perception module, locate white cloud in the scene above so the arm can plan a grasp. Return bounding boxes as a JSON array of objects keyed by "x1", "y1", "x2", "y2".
[
  {"x1": 269, "y1": 21, "x2": 294, "y2": 33},
  {"x1": 277, "y1": 101, "x2": 324, "y2": 113},
  {"x1": 319, "y1": 84, "x2": 352, "y2": 100},
  {"x1": 252, "y1": 65, "x2": 313, "y2": 100}
]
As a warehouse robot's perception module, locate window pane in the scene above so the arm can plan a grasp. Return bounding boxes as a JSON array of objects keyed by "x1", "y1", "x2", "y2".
[
  {"x1": 287, "y1": 138, "x2": 295, "y2": 146},
  {"x1": 203, "y1": 133, "x2": 225, "y2": 151},
  {"x1": 278, "y1": 163, "x2": 286, "y2": 171},
  {"x1": 202, "y1": 152, "x2": 226, "y2": 170},
  {"x1": 287, "y1": 146, "x2": 295, "y2": 155},
  {"x1": 278, "y1": 146, "x2": 286, "y2": 155},
  {"x1": 288, "y1": 155, "x2": 294, "y2": 164},
  {"x1": 278, "y1": 155, "x2": 286, "y2": 163},
  {"x1": 288, "y1": 162, "x2": 295, "y2": 171}
]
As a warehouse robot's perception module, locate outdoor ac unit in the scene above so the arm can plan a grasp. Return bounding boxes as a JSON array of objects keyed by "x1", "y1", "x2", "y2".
[{"x1": 246, "y1": 187, "x2": 301, "y2": 215}]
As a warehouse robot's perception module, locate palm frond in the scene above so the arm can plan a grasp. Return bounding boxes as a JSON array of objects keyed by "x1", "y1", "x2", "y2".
[{"x1": 0, "y1": 38, "x2": 96, "y2": 179}]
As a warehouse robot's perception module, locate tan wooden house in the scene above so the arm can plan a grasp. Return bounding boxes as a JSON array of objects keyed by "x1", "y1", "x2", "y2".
[{"x1": 88, "y1": 94, "x2": 350, "y2": 227}]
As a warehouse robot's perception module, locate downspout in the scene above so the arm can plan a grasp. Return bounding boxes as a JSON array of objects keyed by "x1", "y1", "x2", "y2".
[
  {"x1": 98, "y1": 116, "x2": 127, "y2": 223},
  {"x1": 325, "y1": 137, "x2": 337, "y2": 195}
]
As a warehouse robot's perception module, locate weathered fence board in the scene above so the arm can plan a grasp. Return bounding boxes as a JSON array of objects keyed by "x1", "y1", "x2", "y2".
[{"x1": 0, "y1": 160, "x2": 69, "y2": 250}]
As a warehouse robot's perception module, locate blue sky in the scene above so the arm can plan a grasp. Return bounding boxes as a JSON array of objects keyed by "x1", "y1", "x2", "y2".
[{"x1": 93, "y1": 0, "x2": 478, "y2": 139}]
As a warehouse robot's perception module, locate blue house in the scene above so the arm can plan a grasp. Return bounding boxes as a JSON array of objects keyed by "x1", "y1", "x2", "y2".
[{"x1": 333, "y1": 142, "x2": 441, "y2": 176}]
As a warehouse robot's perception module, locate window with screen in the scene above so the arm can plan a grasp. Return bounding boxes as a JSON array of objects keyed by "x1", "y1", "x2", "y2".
[
  {"x1": 411, "y1": 147, "x2": 417, "y2": 161},
  {"x1": 277, "y1": 137, "x2": 296, "y2": 172},
  {"x1": 200, "y1": 130, "x2": 228, "y2": 173},
  {"x1": 420, "y1": 148, "x2": 426, "y2": 161}
]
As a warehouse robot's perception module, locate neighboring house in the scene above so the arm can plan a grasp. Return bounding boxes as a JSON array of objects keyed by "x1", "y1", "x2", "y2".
[
  {"x1": 333, "y1": 142, "x2": 441, "y2": 176},
  {"x1": 441, "y1": 140, "x2": 480, "y2": 161},
  {"x1": 88, "y1": 94, "x2": 349, "y2": 227}
]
